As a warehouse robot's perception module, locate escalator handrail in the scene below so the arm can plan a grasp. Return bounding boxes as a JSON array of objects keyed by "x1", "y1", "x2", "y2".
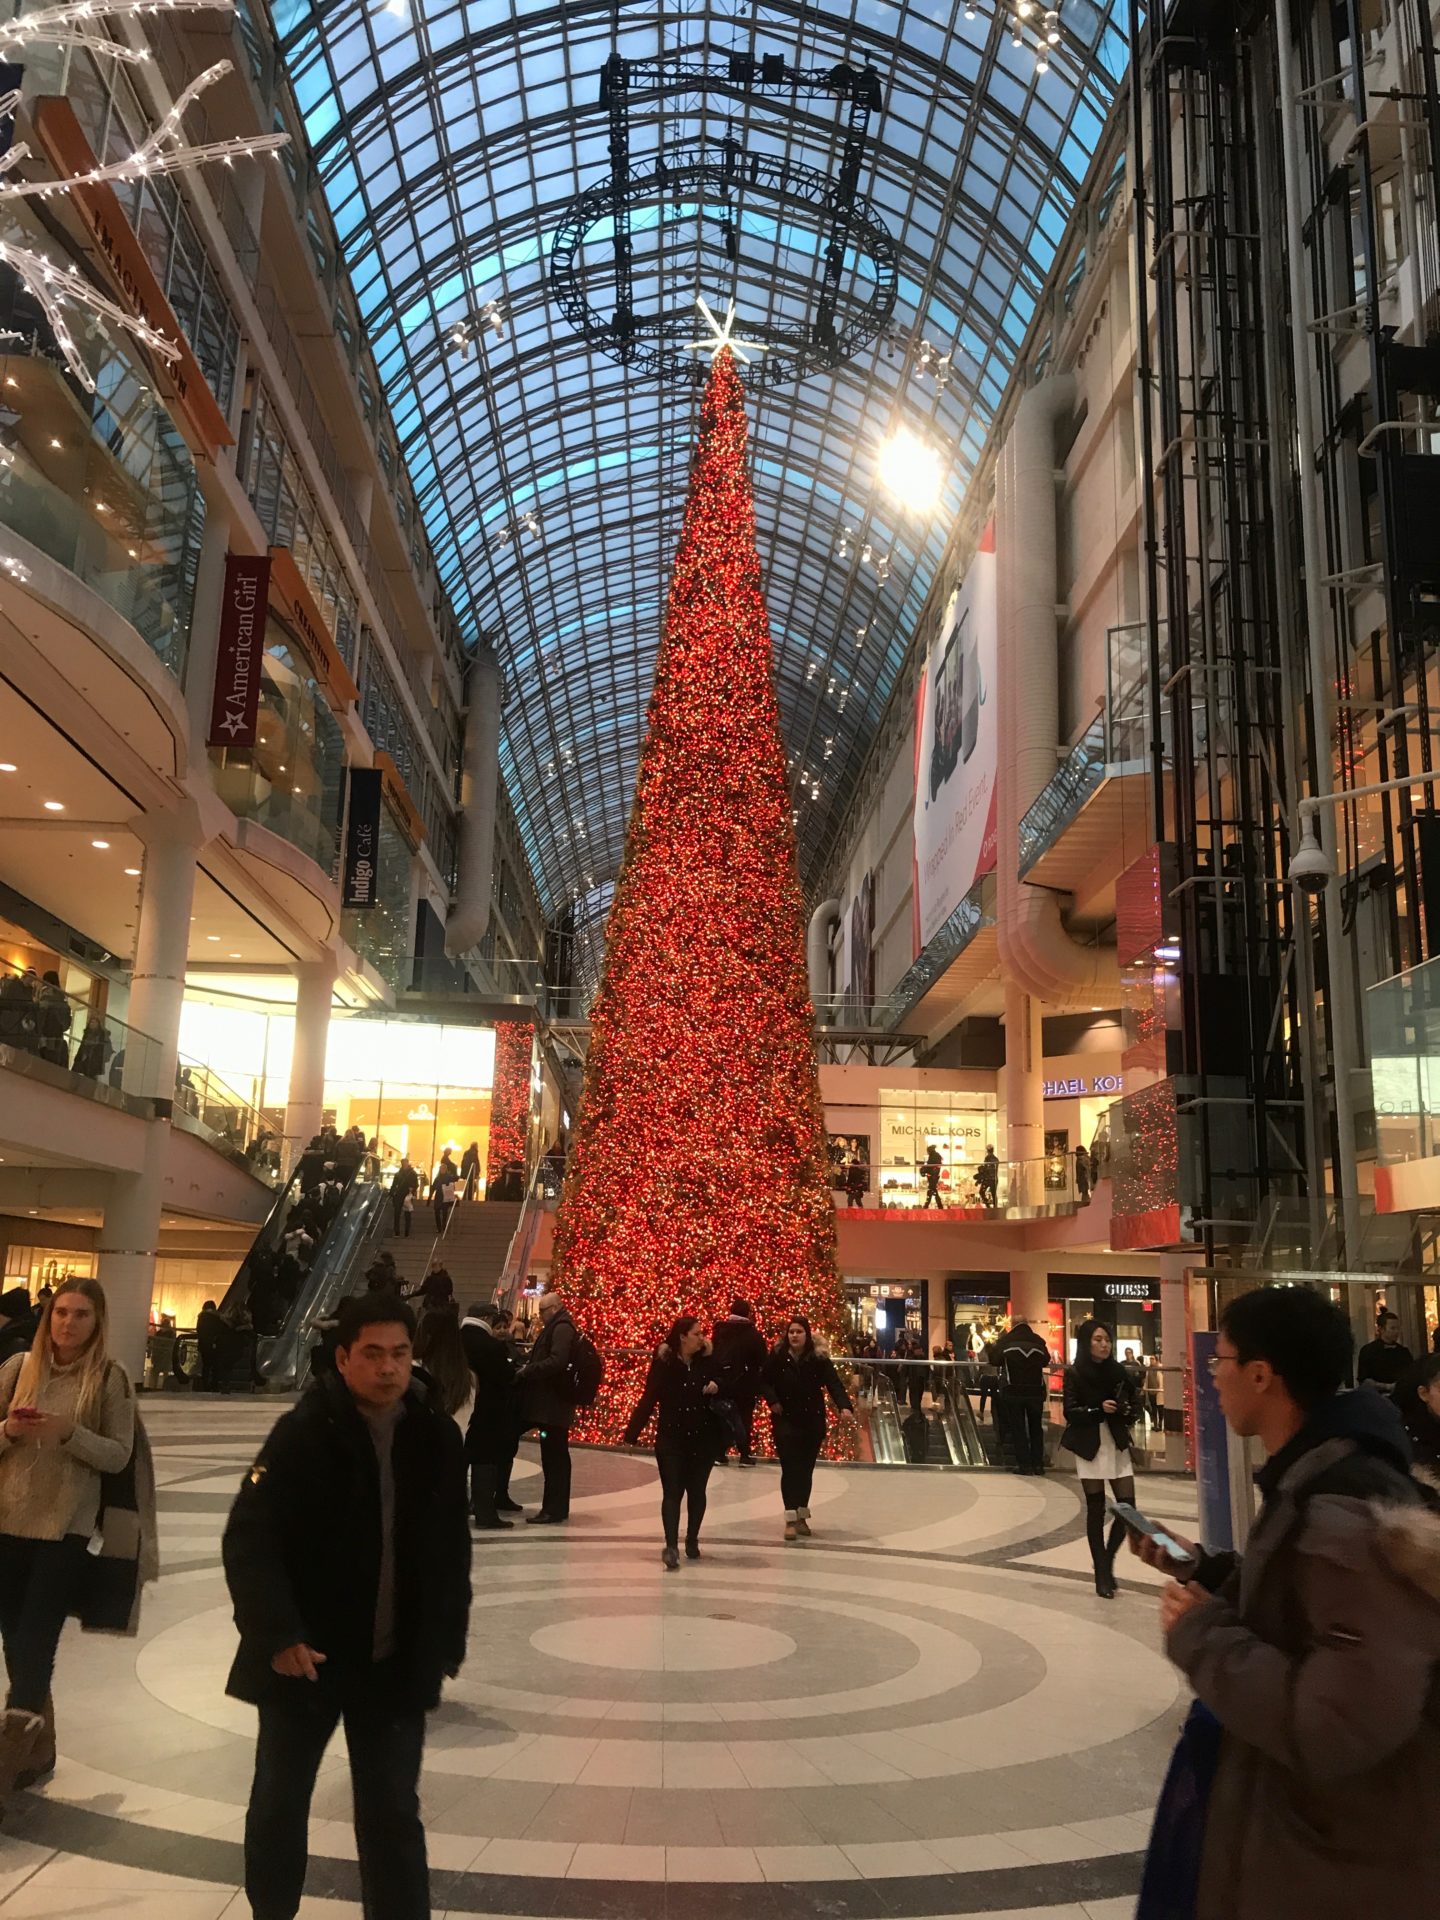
[{"x1": 255, "y1": 1175, "x2": 388, "y2": 1386}]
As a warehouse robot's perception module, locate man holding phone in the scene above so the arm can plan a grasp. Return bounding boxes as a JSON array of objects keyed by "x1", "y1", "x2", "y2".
[{"x1": 1129, "y1": 1287, "x2": 1440, "y2": 1918}]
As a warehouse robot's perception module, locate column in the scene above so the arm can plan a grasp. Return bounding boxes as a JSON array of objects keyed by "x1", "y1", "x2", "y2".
[
  {"x1": 283, "y1": 959, "x2": 335, "y2": 1173},
  {"x1": 1158, "y1": 1249, "x2": 1194, "y2": 1472},
  {"x1": 1003, "y1": 978, "x2": 1045, "y2": 1204},
  {"x1": 97, "y1": 1125, "x2": 168, "y2": 1381},
  {"x1": 1008, "y1": 1268, "x2": 1049, "y2": 1326},
  {"x1": 122, "y1": 819, "x2": 200, "y2": 1103}
]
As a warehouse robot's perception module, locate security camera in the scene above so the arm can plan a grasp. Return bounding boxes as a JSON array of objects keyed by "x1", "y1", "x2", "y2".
[{"x1": 1289, "y1": 821, "x2": 1335, "y2": 897}]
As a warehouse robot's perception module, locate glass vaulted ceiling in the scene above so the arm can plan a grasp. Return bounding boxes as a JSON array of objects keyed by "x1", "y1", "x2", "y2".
[{"x1": 276, "y1": 0, "x2": 1127, "y2": 921}]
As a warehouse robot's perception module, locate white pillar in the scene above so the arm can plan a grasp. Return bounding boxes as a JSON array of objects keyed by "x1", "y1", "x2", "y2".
[
  {"x1": 1004, "y1": 978, "x2": 1045, "y2": 1201},
  {"x1": 1008, "y1": 1268, "x2": 1049, "y2": 1326},
  {"x1": 283, "y1": 959, "x2": 335, "y2": 1172},
  {"x1": 97, "y1": 1122, "x2": 168, "y2": 1381},
  {"x1": 123, "y1": 819, "x2": 199, "y2": 1102}
]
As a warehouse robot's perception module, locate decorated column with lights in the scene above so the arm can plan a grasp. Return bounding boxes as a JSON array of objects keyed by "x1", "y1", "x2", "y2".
[
  {"x1": 486, "y1": 1018, "x2": 534, "y2": 1193},
  {"x1": 551, "y1": 343, "x2": 848, "y2": 1436}
]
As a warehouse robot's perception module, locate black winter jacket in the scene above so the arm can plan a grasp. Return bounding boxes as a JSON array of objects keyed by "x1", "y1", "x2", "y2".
[
  {"x1": 1059, "y1": 1365, "x2": 1137, "y2": 1459},
  {"x1": 519, "y1": 1307, "x2": 578, "y2": 1429},
  {"x1": 462, "y1": 1317, "x2": 520, "y2": 1463},
  {"x1": 623, "y1": 1345, "x2": 719, "y2": 1454},
  {"x1": 710, "y1": 1316, "x2": 767, "y2": 1396},
  {"x1": 994, "y1": 1323, "x2": 1051, "y2": 1400},
  {"x1": 222, "y1": 1373, "x2": 471, "y2": 1711},
  {"x1": 762, "y1": 1346, "x2": 853, "y2": 1433}
]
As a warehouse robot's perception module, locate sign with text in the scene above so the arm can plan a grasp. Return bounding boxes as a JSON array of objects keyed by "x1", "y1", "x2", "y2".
[
  {"x1": 1044, "y1": 1073, "x2": 1124, "y2": 1099},
  {"x1": 207, "y1": 553, "x2": 270, "y2": 748},
  {"x1": 341, "y1": 767, "x2": 383, "y2": 909}
]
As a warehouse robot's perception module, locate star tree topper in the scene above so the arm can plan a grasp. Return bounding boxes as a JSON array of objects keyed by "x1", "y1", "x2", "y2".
[{"x1": 683, "y1": 295, "x2": 770, "y2": 366}]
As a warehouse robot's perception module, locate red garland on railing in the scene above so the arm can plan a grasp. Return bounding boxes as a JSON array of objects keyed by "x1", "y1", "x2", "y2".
[
  {"x1": 485, "y1": 1018, "x2": 533, "y2": 1191},
  {"x1": 550, "y1": 349, "x2": 850, "y2": 1442}
]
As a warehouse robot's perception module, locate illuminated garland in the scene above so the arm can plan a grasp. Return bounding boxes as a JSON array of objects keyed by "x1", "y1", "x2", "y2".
[
  {"x1": 552, "y1": 349, "x2": 849, "y2": 1440},
  {"x1": 486, "y1": 1018, "x2": 532, "y2": 1189}
]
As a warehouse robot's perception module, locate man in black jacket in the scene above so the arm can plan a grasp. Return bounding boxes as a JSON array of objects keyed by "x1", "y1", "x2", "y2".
[
  {"x1": 223, "y1": 1293, "x2": 471, "y2": 1920},
  {"x1": 461, "y1": 1303, "x2": 522, "y2": 1527},
  {"x1": 0, "y1": 1288, "x2": 38, "y2": 1367},
  {"x1": 994, "y1": 1316, "x2": 1052, "y2": 1475},
  {"x1": 711, "y1": 1299, "x2": 768, "y2": 1464},
  {"x1": 519, "y1": 1291, "x2": 578, "y2": 1524}
]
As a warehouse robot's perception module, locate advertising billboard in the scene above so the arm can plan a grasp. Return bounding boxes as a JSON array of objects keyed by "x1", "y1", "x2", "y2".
[{"x1": 912, "y1": 525, "x2": 997, "y2": 953}]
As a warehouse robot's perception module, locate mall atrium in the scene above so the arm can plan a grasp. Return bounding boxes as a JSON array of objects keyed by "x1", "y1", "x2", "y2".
[{"x1": 0, "y1": 0, "x2": 1437, "y2": 1913}]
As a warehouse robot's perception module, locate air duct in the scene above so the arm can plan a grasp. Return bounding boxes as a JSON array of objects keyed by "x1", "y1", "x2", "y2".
[
  {"x1": 995, "y1": 374, "x2": 1116, "y2": 1006},
  {"x1": 807, "y1": 897, "x2": 842, "y2": 1020},
  {"x1": 445, "y1": 642, "x2": 501, "y2": 956}
]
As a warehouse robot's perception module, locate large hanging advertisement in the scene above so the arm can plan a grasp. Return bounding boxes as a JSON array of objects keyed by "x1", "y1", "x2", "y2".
[{"x1": 912, "y1": 525, "x2": 997, "y2": 953}]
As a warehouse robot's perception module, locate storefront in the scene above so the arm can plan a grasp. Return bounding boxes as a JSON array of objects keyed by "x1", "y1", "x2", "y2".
[
  {"x1": 1049, "y1": 1274, "x2": 1161, "y2": 1365},
  {"x1": 944, "y1": 1274, "x2": 1011, "y2": 1361},
  {"x1": 846, "y1": 1279, "x2": 930, "y2": 1350},
  {"x1": 826, "y1": 1087, "x2": 999, "y2": 1209},
  {"x1": 1041, "y1": 1056, "x2": 1125, "y2": 1181}
]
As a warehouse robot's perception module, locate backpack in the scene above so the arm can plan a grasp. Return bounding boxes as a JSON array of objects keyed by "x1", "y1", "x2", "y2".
[{"x1": 568, "y1": 1329, "x2": 605, "y2": 1407}]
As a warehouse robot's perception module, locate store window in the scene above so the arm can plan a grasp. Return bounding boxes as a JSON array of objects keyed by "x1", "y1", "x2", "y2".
[
  {"x1": 1, "y1": 1247, "x2": 95, "y2": 1294},
  {"x1": 212, "y1": 616, "x2": 344, "y2": 874},
  {"x1": 845, "y1": 1280, "x2": 929, "y2": 1352},
  {"x1": 831, "y1": 1089, "x2": 997, "y2": 1209}
]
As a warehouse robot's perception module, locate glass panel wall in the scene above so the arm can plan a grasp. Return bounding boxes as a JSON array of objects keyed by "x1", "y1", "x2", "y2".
[
  {"x1": 212, "y1": 615, "x2": 344, "y2": 874},
  {"x1": 0, "y1": 208, "x2": 205, "y2": 681},
  {"x1": 341, "y1": 801, "x2": 412, "y2": 992}
]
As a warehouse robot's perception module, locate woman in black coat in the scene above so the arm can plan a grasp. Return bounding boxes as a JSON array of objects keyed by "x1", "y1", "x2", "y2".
[
  {"x1": 761, "y1": 1316, "x2": 855, "y2": 1544},
  {"x1": 622, "y1": 1315, "x2": 720, "y2": 1569},
  {"x1": 1395, "y1": 1351, "x2": 1440, "y2": 1472},
  {"x1": 1059, "y1": 1318, "x2": 1138, "y2": 1598}
]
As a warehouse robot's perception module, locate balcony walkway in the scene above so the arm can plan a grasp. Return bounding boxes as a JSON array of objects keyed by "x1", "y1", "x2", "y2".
[{"x1": 0, "y1": 1397, "x2": 1194, "y2": 1919}]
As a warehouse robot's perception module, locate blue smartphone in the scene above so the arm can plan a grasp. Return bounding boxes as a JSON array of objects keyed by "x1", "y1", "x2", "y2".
[{"x1": 1107, "y1": 1499, "x2": 1198, "y2": 1572}]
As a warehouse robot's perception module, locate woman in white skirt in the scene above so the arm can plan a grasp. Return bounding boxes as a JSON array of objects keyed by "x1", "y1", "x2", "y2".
[{"x1": 1060, "y1": 1319, "x2": 1139, "y2": 1598}]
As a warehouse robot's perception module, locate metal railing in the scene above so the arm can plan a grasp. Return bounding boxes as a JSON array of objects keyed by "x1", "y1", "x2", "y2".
[
  {"x1": 834, "y1": 1154, "x2": 1097, "y2": 1215},
  {"x1": 0, "y1": 957, "x2": 159, "y2": 1097}
]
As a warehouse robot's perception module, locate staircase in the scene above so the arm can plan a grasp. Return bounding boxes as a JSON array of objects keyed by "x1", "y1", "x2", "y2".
[{"x1": 384, "y1": 1199, "x2": 523, "y2": 1304}]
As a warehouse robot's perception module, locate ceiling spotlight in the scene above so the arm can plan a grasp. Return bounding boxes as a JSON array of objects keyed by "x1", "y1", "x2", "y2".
[
  {"x1": 43, "y1": 799, "x2": 63, "y2": 811},
  {"x1": 124, "y1": 866, "x2": 141, "y2": 876},
  {"x1": 206, "y1": 934, "x2": 219, "y2": 941},
  {"x1": 1011, "y1": 28, "x2": 1023, "y2": 44},
  {"x1": 1037, "y1": 51, "x2": 1049, "y2": 69},
  {"x1": 0, "y1": 761, "x2": 14, "y2": 772},
  {"x1": 91, "y1": 839, "x2": 110, "y2": 849},
  {"x1": 877, "y1": 424, "x2": 946, "y2": 514}
]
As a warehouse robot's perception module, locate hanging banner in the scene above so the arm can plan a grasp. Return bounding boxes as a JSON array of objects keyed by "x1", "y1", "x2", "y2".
[
  {"x1": 912, "y1": 525, "x2": 997, "y2": 952},
  {"x1": 341, "y1": 767, "x2": 383, "y2": 909},
  {"x1": 207, "y1": 553, "x2": 270, "y2": 748}
]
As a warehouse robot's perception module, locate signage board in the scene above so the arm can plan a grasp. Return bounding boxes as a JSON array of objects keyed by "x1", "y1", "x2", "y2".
[
  {"x1": 207, "y1": 553, "x2": 270, "y2": 748},
  {"x1": 341, "y1": 767, "x2": 383, "y2": 910}
]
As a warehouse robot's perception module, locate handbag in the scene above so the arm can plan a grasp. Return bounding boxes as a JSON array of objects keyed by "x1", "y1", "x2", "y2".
[
  {"x1": 708, "y1": 1394, "x2": 746, "y2": 1457},
  {"x1": 1135, "y1": 1699, "x2": 1223, "y2": 1920}
]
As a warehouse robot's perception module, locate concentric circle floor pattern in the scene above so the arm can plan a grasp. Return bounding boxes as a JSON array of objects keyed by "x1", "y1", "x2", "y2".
[{"x1": 0, "y1": 1400, "x2": 1198, "y2": 1918}]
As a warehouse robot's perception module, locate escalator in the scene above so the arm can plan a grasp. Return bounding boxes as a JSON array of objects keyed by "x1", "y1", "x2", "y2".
[{"x1": 219, "y1": 1150, "x2": 393, "y2": 1389}]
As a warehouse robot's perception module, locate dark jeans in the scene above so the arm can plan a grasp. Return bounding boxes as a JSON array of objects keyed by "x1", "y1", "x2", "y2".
[
  {"x1": 539, "y1": 1425, "x2": 571, "y2": 1519},
  {"x1": 199, "y1": 1350, "x2": 229, "y2": 1393},
  {"x1": 245, "y1": 1680, "x2": 428, "y2": 1920},
  {"x1": 776, "y1": 1423, "x2": 824, "y2": 1510},
  {"x1": 733, "y1": 1391, "x2": 758, "y2": 1462},
  {"x1": 391, "y1": 1194, "x2": 412, "y2": 1236},
  {"x1": 657, "y1": 1449, "x2": 713, "y2": 1549},
  {"x1": 1011, "y1": 1397, "x2": 1046, "y2": 1474},
  {"x1": 0, "y1": 1532, "x2": 87, "y2": 1713}
]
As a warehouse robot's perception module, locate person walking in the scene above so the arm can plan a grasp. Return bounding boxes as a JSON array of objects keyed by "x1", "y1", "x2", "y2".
[
  {"x1": 411, "y1": 1308, "x2": 472, "y2": 1421},
  {"x1": 922, "y1": 1142, "x2": 945, "y2": 1209},
  {"x1": 460, "y1": 1304, "x2": 522, "y2": 1528},
  {"x1": 993, "y1": 1316, "x2": 1051, "y2": 1474},
  {"x1": 623, "y1": 1316, "x2": 721, "y2": 1568},
  {"x1": 459, "y1": 1140, "x2": 481, "y2": 1201},
  {"x1": 0, "y1": 1277, "x2": 136, "y2": 1800},
  {"x1": 431, "y1": 1153, "x2": 459, "y2": 1236},
  {"x1": 412, "y1": 1265, "x2": 455, "y2": 1312},
  {"x1": 844, "y1": 1143, "x2": 869, "y2": 1208},
  {"x1": 710, "y1": 1298, "x2": 767, "y2": 1464},
  {"x1": 1396, "y1": 1352, "x2": 1440, "y2": 1473},
  {"x1": 223, "y1": 1293, "x2": 471, "y2": 1920},
  {"x1": 1074, "y1": 1142, "x2": 1092, "y2": 1206},
  {"x1": 34, "y1": 972, "x2": 71, "y2": 1069},
  {"x1": 977, "y1": 1144, "x2": 1000, "y2": 1210},
  {"x1": 1060, "y1": 1320, "x2": 1138, "y2": 1598},
  {"x1": 761, "y1": 1317, "x2": 855, "y2": 1544},
  {"x1": 389, "y1": 1158, "x2": 420, "y2": 1238},
  {"x1": 518, "y1": 1292, "x2": 578, "y2": 1525},
  {"x1": 1130, "y1": 1285, "x2": 1440, "y2": 1920},
  {"x1": 196, "y1": 1299, "x2": 236, "y2": 1394}
]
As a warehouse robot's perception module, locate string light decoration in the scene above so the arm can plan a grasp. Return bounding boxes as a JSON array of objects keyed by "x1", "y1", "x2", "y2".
[
  {"x1": 0, "y1": 0, "x2": 238, "y2": 65},
  {"x1": 486, "y1": 1019, "x2": 533, "y2": 1190},
  {"x1": 551, "y1": 348, "x2": 849, "y2": 1440},
  {"x1": 0, "y1": 62, "x2": 287, "y2": 393}
]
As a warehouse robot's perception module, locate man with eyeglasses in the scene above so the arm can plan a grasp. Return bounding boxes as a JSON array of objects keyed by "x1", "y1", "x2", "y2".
[{"x1": 1130, "y1": 1286, "x2": 1440, "y2": 1918}]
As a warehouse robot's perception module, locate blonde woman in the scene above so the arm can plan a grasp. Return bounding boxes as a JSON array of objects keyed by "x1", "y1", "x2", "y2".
[{"x1": 0, "y1": 1277, "x2": 134, "y2": 1798}]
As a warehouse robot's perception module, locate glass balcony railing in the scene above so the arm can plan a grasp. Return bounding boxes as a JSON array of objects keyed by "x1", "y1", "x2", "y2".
[
  {"x1": 172, "y1": 1056, "x2": 285, "y2": 1185},
  {"x1": 834, "y1": 1153, "x2": 1094, "y2": 1215},
  {"x1": 0, "y1": 205, "x2": 206, "y2": 684},
  {"x1": 212, "y1": 630, "x2": 345, "y2": 875},
  {"x1": 0, "y1": 955, "x2": 159, "y2": 1097}
]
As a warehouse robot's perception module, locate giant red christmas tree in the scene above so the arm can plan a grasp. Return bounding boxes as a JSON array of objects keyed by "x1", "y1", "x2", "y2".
[{"x1": 552, "y1": 347, "x2": 847, "y2": 1436}]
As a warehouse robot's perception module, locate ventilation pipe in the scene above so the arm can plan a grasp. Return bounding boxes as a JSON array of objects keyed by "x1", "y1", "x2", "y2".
[
  {"x1": 445, "y1": 641, "x2": 501, "y2": 956},
  {"x1": 995, "y1": 373, "x2": 1117, "y2": 1006},
  {"x1": 807, "y1": 897, "x2": 842, "y2": 1020}
]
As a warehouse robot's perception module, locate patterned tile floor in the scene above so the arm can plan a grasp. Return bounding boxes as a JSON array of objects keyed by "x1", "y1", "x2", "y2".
[{"x1": 0, "y1": 1398, "x2": 1198, "y2": 1918}]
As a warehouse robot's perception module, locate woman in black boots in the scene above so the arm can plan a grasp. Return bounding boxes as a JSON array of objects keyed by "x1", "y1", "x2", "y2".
[
  {"x1": 623, "y1": 1316, "x2": 720, "y2": 1569},
  {"x1": 1060, "y1": 1319, "x2": 1138, "y2": 1597},
  {"x1": 761, "y1": 1317, "x2": 855, "y2": 1544}
]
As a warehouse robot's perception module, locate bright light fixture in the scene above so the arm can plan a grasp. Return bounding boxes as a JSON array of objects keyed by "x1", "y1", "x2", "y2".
[
  {"x1": 206, "y1": 934, "x2": 220, "y2": 941},
  {"x1": 0, "y1": 761, "x2": 15, "y2": 772},
  {"x1": 876, "y1": 425, "x2": 946, "y2": 514},
  {"x1": 43, "y1": 799, "x2": 63, "y2": 811},
  {"x1": 124, "y1": 866, "x2": 141, "y2": 876},
  {"x1": 91, "y1": 838, "x2": 110, "y2": 849}
]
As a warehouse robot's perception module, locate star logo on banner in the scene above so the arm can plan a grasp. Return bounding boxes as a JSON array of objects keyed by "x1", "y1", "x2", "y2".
[
  {"x1": 683, "y1": 296, "x2": 770, "y2": 366},
  {"x1": 219, "y1": 709, "x2": 248, "y2": 739}
]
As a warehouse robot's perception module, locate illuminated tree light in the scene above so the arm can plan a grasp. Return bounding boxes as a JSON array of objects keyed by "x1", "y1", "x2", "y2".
[{"x1": 552, "y1": 349, "x2": 849, "y2": 1442}]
